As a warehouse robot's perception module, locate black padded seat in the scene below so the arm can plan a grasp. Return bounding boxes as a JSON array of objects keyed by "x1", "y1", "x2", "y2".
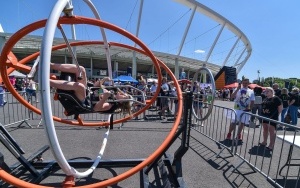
[
  {"x1": 56, "y1": 73, "x2": 122, "y2": 120},
  {"x1": 56, "y1": 89, "x2": 93, "y2": 117}
]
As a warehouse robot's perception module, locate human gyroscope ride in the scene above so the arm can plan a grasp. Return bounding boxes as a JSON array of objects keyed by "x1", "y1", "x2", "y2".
[{"x1": 0, "y1": 0, "x2": 215, "y2": 187}]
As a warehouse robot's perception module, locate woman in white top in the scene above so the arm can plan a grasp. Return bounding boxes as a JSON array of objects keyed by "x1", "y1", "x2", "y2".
[
  {"x1": 149, "y1": 81, "x2": 158, "y2": 109},
  {"x1": 26, "y1": 78, "x2": 38, "y2": 102}
]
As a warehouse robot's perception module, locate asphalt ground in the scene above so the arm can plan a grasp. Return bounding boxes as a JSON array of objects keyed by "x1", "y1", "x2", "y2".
[{"x1": 1, "y1": 98, "x2": 300, "y2": 187}]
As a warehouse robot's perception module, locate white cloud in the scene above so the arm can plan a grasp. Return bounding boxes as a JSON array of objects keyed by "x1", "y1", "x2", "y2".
[{"x1": 194, "y1": 49, "x2": 205, "y2": 53}]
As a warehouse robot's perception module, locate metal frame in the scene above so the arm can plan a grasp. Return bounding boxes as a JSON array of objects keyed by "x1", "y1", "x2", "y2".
[
  {"x1": 0, "y1": 124, "x2": 51, "y2": 186},
  {"x1": 0, "y1": 92, "x2": 194, "y2": 187}
]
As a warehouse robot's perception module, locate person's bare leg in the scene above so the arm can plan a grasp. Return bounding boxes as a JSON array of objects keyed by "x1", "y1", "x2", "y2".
[
  {"x1": 50, "y1": 80, "x2": 86, "y2": 101},
  {"x1": 237, "y1": 123, "x2": 245, "y2": 135},
  {"x1": 228, "y1": 122, "x2": 235, "y2": 134},
  {"x1": 50, "y1": 63, "x2": 87, "y2": 86},
  {"x1": 261, "y1": 123, "x2": 268, "y2": 145},
  {"x1": 268, "y1": 125, "x2": 276, "y2": 149},
  {"x1": 93, "y1": 92, "x2": 111, "y2": 111}
]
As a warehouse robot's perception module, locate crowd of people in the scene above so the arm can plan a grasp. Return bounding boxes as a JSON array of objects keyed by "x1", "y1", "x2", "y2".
[
  {"x1": 84, "y1": 74, "x2": 212, "y2": 121},
  {"x1": 250, "y1": 82, "x2": 300, "y2": 126},
  {"x1": 225, "y1": 78, "x2": 300, "y2": 151},
  {"x1": 2, "y1": 70, "x2": 300, "y2": 135},
  {"x1": 0, "y1": 75, "x2": 39, "y2": 105}
]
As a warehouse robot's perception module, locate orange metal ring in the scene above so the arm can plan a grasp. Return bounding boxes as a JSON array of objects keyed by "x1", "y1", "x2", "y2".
[
  {"x1": 0, "y1": 16, "x2": 183, "y2": 188},
  {"x1": 0, "y1": 16, "x2": 162, "y2": 126}
]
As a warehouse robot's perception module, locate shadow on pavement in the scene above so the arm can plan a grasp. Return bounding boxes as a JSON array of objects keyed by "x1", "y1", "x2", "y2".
[
  {"x1": 248, "y1": 145, "x2": 272, "y2": 158},
  {"x1": 189, "y1": 135, "x2": 270, "y2": 188}
]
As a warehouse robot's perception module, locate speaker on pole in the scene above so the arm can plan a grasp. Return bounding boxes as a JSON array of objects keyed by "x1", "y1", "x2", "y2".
[{"x1": 224, "y1": 66, "x2": 237, "y2": 85}]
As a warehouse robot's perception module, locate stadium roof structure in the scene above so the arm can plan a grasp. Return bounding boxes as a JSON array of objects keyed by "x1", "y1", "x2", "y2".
[
  {"x1": 0, "y1": 0, "x2": 252, "y2": 79},
  {"x1": 0, "y1": 32, "x2": 221, "y2": 77}
]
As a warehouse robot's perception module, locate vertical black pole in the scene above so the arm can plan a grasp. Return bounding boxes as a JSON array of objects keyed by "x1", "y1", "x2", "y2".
[
  {"x1": 172, "y1": 91, "x2": 193, "y2": 177},
  {"x1": 0, "y1": 152, "x2": 10, "y2": 172},
  {"x1": 109, "y1": 114, "x2": 114, "y2": 129}
]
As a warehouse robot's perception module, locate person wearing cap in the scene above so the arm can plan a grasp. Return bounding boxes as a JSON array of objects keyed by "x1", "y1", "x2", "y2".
[{"x1": 226, "y1": 78, "x2": 255, "y2": 141}]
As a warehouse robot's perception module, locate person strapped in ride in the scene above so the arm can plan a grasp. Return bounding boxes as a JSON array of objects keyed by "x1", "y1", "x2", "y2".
[
  {"x1": 48, "y1": 63, "x2": 132, "y2": 115},
  {"x1": 93, "y1": 80, "x2": 132, "y2": 114}
]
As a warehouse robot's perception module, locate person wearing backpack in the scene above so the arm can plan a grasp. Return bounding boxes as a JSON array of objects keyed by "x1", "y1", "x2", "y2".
[{"x1": 288, "y1": 87, "x2": 300, "y2": 125}]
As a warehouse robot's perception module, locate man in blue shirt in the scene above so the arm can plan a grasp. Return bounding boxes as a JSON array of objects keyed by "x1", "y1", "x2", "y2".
[{"x1": 180, "y1": 68, "x2": 186, "y2": 80}]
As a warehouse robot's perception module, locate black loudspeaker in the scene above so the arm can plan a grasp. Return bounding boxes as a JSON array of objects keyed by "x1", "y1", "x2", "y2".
[{"x1": 224, "y1": 66, "x2": 237, "y2": 85}]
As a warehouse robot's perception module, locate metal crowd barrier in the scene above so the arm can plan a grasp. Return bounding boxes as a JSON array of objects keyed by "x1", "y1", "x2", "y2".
[
  {"x1": 233, "y1": 112, "x2": 300, "y2": 188},
  {"x1": 1, "y1": 88, "x2": 160, "y2": 128},
  {"x1": 191, "y1": 104, "x2": 237, "y2": 156},
  {"x1": 0, "y1": 92, "x2": 33, "y2": 128},
  {"x1": 28, "y1": 93, "x2": 179, "y2": 127},
  {"x1": 47, "y1": 94, "x2": 179, "y2": 126},
  {"x1": 2, "y1": 90, "x2": 300, "y2": 187},
  {"x1": 1, "y1": 91, "x2": 177, "y2": 129}
]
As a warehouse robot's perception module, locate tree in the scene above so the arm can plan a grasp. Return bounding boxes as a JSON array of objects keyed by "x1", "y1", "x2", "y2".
[{"x1": 261, "y1": 77, "x2": 300, "y2": 91}]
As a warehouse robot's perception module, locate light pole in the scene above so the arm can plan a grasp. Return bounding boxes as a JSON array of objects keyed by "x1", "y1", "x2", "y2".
[{"x1": 257, "y1": 70, "x2": 260, "y2": 83}]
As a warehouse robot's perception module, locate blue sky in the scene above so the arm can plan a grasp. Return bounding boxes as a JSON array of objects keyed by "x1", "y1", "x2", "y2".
[
  {"x1": 200, "y1": 0, "x2": 300, "y2": 82},
  {"x1": 1, "y1": 0, "x2": 299, "y2": 82}
]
